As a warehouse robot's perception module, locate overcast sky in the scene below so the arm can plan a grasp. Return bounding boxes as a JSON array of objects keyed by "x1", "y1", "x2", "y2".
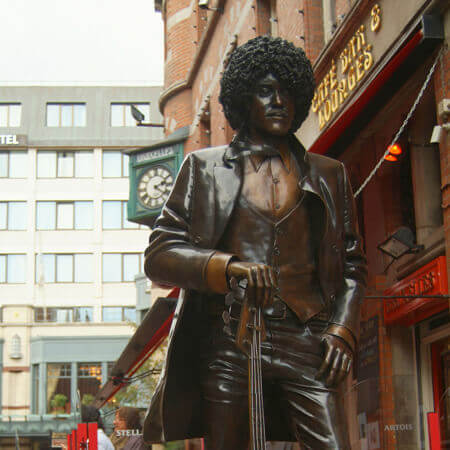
[{"x1": 0, "y1": 0, "x2": 164, "y2": 85}]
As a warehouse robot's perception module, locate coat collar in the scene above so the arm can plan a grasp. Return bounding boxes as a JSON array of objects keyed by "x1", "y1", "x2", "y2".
[{"x1": 222, "y1": 133, "x2": 316, "y2": 195}]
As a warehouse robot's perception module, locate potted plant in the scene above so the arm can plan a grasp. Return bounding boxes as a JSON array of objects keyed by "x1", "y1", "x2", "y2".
[
  {"x1": 50, "y1": 393, "x2": 68, "y2": 415},
  {"x1": 81, "y1": 393, "x2": 95, "y2": 406}
]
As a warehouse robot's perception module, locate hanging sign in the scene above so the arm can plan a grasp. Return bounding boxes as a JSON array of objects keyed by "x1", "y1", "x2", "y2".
[{"x1": 384, "y1": 256, "x2": 448, "y2": 326}]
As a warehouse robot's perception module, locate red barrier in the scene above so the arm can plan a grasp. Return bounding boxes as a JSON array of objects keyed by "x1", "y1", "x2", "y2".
[
  {"x1": 77, "y1": 423, "x2": 88, "y2": 449},
  {"x1": 67, "y1": 434, "x2": 72, "y2": 450},
  {"x1": 71, "y1": 430, "x2": 77, "y2": 450},
  {"x1": 427, "y1": 412, "x2": 442, "y2": 450},
  {"x1": 87, "y1": 422, "x2": 98, "y2": 450}
]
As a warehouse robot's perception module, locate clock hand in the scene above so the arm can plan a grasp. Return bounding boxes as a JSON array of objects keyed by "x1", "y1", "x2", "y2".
[{"x1": 154, "y1": 180, "x2": 166, "y2": 192}]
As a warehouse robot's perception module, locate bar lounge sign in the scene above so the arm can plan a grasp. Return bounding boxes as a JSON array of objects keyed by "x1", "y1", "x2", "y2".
[
  {"x1": 312, "y1": 4, "x2": 382, "y2": 130},
  {"x1": 384, "y1": 256, "x2": 448, "y2": 326}
]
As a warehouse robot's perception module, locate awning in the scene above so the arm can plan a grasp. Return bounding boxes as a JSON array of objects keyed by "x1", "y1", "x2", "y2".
[{"x1": 93, "y1": 288, "x2": 179, "y2": 409}]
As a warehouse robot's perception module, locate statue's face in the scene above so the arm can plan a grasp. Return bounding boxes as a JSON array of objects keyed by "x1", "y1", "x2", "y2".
[{"x1": 248, "y1": 73, "x2": 294, "y2": 139}]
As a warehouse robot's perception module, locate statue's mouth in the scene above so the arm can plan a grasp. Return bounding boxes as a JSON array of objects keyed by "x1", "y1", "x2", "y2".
[{"x1": 266, "y1": 110, "x2": 288, "y2": 118}]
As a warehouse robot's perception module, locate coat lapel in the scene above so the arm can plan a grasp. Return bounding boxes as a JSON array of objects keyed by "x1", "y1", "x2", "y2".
[{"x1": 212, "y1": 146, "x2": 242, "y2": 247}]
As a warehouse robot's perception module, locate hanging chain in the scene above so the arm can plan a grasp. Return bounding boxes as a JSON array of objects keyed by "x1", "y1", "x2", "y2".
[
  {"x1": 355, "y1": 46, "x2": 444, "y2": 198},
  {"x1": 439, "y1": 44, "x2": 446, "y2": 101}
]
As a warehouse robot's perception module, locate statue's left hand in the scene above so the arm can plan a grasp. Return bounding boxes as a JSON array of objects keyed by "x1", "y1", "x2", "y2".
[{"x1": 316, "y1": 334, "x2": 353, "y2": 387}]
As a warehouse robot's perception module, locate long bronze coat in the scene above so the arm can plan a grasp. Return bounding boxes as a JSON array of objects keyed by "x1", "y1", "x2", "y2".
[{"x1": 143, "y1": 138, "x2": 367, "y2": 443}]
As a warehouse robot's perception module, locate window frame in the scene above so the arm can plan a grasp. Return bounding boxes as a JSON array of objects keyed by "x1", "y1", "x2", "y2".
[
  {"x1": 102, "y1": 252, "x2": 143, "y2": 283},
  {"x1": 36, "y1": 201, "x2": 93, "y2": 230},
  {"x1": 0, "y1": 150, "x2": 28, "y2": 178},
  {"x1": 102, "y1": 306, "x2": 137, "y2": 322},
  {"x1": 102, "y1": 151, "x2": 129, "y2": 178},
  {"x1": 34, "y1": 306, "x2": 93, "y2": 323},
  {"x1": 0, "y1": 103, "x2": 21, "y2": 127},
  {"x1": 35, "y1": 253, "x2": 93, "y2": 283},
  {"x1": 102, "y1": 200, "x2": 143, "y2": 229},
  {"x1": 110, "y1": 102, "x2": 150, "y2": 127},
  {"x1": 36, "y1": 150, "x2": 93, "y2": 178},
  {"x1": 0, "y1": 201, "x2": 27, "y2": 230},
  {"x1": 46, "y1": 103, "x2": 86, "y2": 127},
  {"x1": 0, "y1": 253, "x2": 27, "y2": 284}
]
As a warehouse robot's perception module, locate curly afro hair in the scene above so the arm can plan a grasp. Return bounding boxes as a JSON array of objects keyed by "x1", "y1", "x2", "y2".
[{"x1": 219, "y1": 35, "x2": 315, "y2": 133}]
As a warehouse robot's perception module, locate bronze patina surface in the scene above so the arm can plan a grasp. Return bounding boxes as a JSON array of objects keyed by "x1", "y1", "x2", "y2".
[{"x1": 143, "y1": 36, "x2": 367, "y2": 449}]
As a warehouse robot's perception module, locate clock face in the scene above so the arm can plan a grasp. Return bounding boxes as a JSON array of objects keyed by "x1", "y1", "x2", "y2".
[{"x1": 137, "y1": 166, "x2": 174, "y2": 209}]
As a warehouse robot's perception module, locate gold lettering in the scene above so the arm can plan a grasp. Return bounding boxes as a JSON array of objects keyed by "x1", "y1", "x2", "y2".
[
  {"x1": 340, "y1": 48, "x2": 349, "y2": 74},
  {"x1": 364, "y1": 44, "x2": 373, "y2": 71},
  {"x1": 312, "y1": 91, "x2": 319, "y2": 112},
  {"x1": 323, "y1": 73, "x2": 330, "y2": 99},
  {"x1": 356, "y1": 55, "x2": 365, "y2": 81},
  {"x1": 324, "y1": 100, "x2": 332, "y2": 122},
  {"x1": 349, "y1": 36, "x2": 357, "y2": 59},
  {"x1": 318, "y1": 108, "x2": 326, "y2": 130},
  {"x1": 318, "y1": 81, "x2": 325, "y2": 104},
  {"x1": 371, "y1": 4, "x2": 381, "y2": 32},
  {"x1": 337, "y1": 79, "x2": 348, "y2": 104},
  {"x1": 331, "y1": 89, "x2": 339, "y2": 112},
  {"x1": 357, "y1": 25, "x2": 366, "y2": 48},
  {"x1": 348, "y1": 65, "x2": 356, "y2": 90}
]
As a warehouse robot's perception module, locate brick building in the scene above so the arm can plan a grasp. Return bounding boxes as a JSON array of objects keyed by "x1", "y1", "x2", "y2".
[{"x1": 131, "y1": 0, "x2": 450, "y2": 448}]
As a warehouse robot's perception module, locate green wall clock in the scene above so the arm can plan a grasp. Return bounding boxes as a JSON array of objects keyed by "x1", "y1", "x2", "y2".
[{"x1": 126, "y1": 135, "x2": 185, "y2": 226}]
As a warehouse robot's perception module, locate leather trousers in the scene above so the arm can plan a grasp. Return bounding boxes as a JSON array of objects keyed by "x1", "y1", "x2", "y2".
[{"x1": 200, "y1": 313, "x2": 350, "y2": 450}]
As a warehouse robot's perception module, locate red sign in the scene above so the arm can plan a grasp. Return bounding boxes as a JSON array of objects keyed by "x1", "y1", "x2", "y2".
[{"x1": 384, "y1": 256, "x2": 448, "y2": 326}]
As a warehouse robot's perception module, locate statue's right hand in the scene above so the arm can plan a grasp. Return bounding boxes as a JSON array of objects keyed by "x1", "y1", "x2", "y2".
[{"x1": 226, "y1": 261, "x2": 277, "y2": 308}]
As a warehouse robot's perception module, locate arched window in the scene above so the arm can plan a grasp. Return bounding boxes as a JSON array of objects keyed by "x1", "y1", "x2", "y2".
[{"x1": 10, "y1": 334, "x2": 22, "y2": 359}]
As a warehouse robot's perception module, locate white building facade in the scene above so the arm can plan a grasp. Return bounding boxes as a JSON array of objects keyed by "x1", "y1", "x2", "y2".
[{"x1": 0, "y1": 86, "x2": 163, "y2": 448}]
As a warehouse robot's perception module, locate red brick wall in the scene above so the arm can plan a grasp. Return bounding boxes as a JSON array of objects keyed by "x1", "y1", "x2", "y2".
[
  {"x1": 303, "y1": 0, "x2": 324, "y2": 63},
  {"x1": 164, "y1": 88, "x2": 192, "y2": 134},
  {"x1": 162, "y1": 0, "x2": 326, "y2": 153},
  {"x1": 434, "y1": 43, "x2": 450, "y2": 284}
]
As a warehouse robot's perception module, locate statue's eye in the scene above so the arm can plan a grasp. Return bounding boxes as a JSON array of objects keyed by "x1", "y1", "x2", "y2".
[{"x1": 257, "y1": 86, "x2": 272, "y2": 96}]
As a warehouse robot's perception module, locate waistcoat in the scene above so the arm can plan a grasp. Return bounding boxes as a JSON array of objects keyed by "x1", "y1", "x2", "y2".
[{"x1": 217, "y1": 192, "x2": 325, "y2": 322}]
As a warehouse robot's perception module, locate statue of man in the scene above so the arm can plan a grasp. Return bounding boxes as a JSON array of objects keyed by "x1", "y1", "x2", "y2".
[{"x1": 143, "y1": 36, "x2": 367, "y2": 449}]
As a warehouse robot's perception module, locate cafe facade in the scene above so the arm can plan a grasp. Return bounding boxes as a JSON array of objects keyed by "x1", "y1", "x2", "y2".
[{"x1": 297, "y1": 1, "x2": 449, "y2": 448}]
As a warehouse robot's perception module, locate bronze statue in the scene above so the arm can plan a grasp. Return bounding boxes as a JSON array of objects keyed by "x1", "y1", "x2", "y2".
[{"x1": 143, "y1": 36, "x2": 367, "y2": 449}]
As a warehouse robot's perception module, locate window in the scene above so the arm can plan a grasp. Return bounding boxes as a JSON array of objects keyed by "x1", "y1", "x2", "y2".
[
  {"x1": 47, "y1": 363, "x2": 71, "y2": 414},
  {"x1": 102, "y1": 151, "x2": 129, "y2": 177},
  {"x1": 0, "y1": 103, "x2": 21, "y2": 127},
  {"x1": 46, "y1": 103, "x2": 86, "y2": 127},
  {"x1": 36, "y1": 201, "x2": 93, "y2": 230},
  {"x1": 78, "y1": 363, "x2": 102, "y2": 404},
  {"x1": 102, "y1": 306, "x2": 136, "y2": 322},
  {"x1": 0, "y1": 151, "x2": 27, "y2": 178},
  {"x1": 102, "y1": 200, "x2": 143, "y2": 229},
  {"x1": 36, "y1": 150, "x2": 93, "y2": 178},
  {"x1": 36, "y1": 253, "x2": 93, "y2": 283},
  {"x1": 10, "y1": 334, "x2": 22, "y2": 359},
  {"x1": 0, "y1": 201, "x2": 27, "y2": 230},
  {"x1": 102, "y1": 253, "x2": 143, "y2": 282},
  {"x1": 111, "y1": 103, "x2": 150, "y2": 126},
  {"x1": 0, "y1": 254, "x2": 26, "y2": 283},
  {"x1": 34, "y1": 307, "x2": 93, "y2": 323}
]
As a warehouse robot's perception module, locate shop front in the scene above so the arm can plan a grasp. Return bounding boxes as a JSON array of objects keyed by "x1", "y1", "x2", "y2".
[{"x1": 299, "y1": 0, "x2": 449, "y2": 448}]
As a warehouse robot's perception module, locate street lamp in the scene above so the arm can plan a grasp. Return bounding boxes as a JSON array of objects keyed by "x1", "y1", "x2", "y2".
[{"x1": 130, "y1": 105, "x2": 164, "y2": 128}]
